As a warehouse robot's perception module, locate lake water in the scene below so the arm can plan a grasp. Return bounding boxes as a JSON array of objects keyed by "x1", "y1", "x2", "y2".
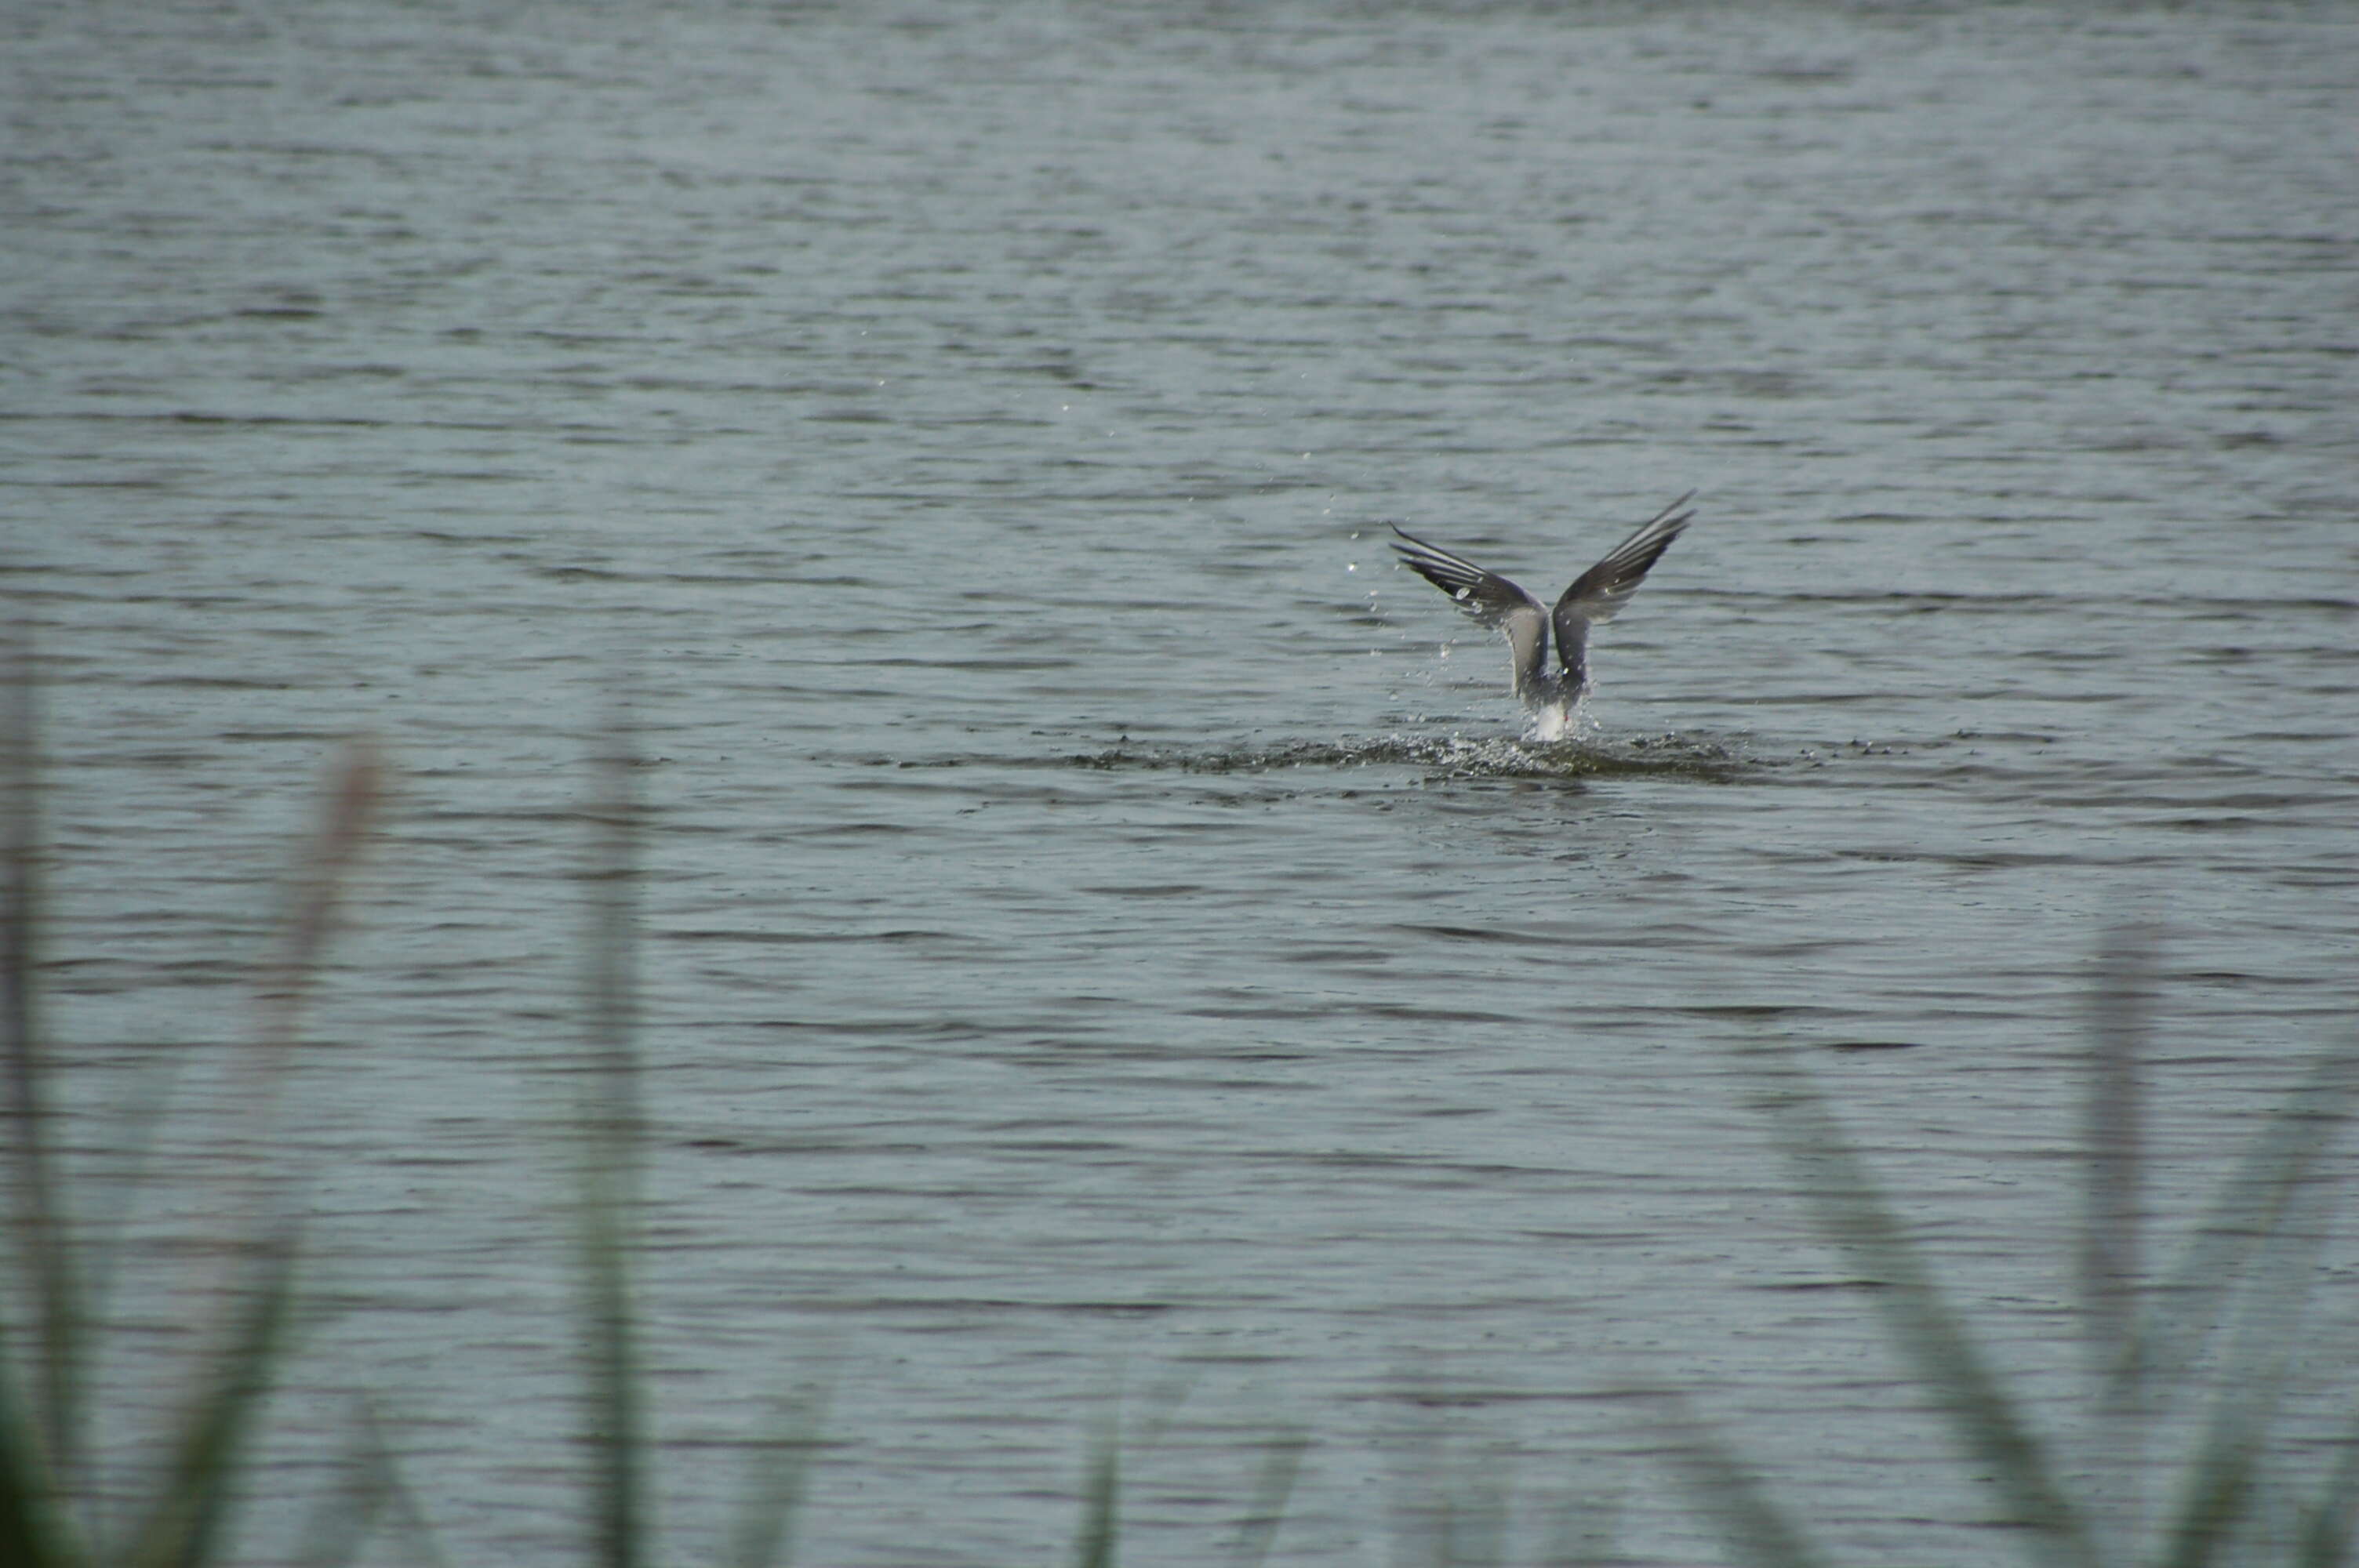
[{"x1": 6, "y1": 1, "x2": 2357, "y2": 1562}]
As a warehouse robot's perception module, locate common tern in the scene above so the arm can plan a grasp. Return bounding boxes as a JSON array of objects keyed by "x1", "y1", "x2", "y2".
[{"x1": 1389, "y1": 492, "x2": 1696, "y2": 739}]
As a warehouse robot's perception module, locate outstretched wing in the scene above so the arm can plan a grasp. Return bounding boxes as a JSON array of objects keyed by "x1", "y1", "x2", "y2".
[
  {"x1": 1389, "y1": 525, "x2": 1550, "y2": 695},
  {"x1": 1550, "y1": 492, "x2": 1695, "y2": 684}
]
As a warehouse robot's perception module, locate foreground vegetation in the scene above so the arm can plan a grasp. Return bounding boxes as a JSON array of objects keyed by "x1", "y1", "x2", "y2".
[{"x1": 3, "y1": 636, "x2": 2353, "y2": 1564}]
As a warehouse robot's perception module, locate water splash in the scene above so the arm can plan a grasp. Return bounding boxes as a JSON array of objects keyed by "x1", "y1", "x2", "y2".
[{"x1": 1067, "y1": 732, "x2": 1750, "y2": 783}]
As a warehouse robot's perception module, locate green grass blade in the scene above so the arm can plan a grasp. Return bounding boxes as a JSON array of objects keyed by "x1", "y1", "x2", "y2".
[
  {"x1": 2080, "y1": 927, "x2": 2154, "y2": 1548},
  {"x1": 2123, "y1": 1043, "x2": 2359, "y2": 1409},
  {"x1": 2081, "y1": 926, "x2": 2148, "y2": 1372},
  {"x1": 65, "y1": 1054, "x2": 183, "y2": 1439},
  {"x1": 576, "y1": 718, "x2": 646, "y2": 1568},
  {"x1": 120, "y1": 742, "x2": 381, "y2": 1567},
  {"x1": 1227, "y1": 1427, "x2": 1307, "y2": 1568},
  {"x1": 0, "y1": 1317, "x2": 75, "y2": 1568},
  {"x1": 352, "y1": 1399, "x2": 453, "y2": 1568},
  {"x1": 240, "y1": 742, "x2": 383, "y2": 1168},
  {"x1": 1072, "y1": 1414, "x2": 1121, "y2": 1568},
  {"x1": 2155, "y1": 1112, "x2": 2344, "y2": 1568},
  {"x1": 576, "y1": 1189, "x2": 644, "y2": 1568},
  {"x1": 290, "y1": 1399, "x2": 394, "y2": 1568},
  {"x1": 118, "y1": 1221, "x2": 302, "y2": 1568},
  {"x1": 2, "y1": 624, "x2": 84, "y2": 1517},
  {"x1": 1652, "y1": 1394, "x2": 1834, "y2": 1568},
  {"x1": 1749, "y1": 1048, "x2": 2100, "y2": 1568},
  {"x1": 2155, "y1": 1369, "x2": 2276, "y2": 1568},
  {"x1": 2293, "y1": 1400, "x2": 2359, "y2": 1568},
  {"x1": 291, "y1": 1393, "x2": 461, "y2": 1568},
  {"x1": 725, "y1": 1387, "x2": 829, "y2": 1568}
]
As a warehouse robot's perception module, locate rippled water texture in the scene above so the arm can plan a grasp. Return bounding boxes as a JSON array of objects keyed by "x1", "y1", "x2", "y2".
[{"x1": 6, "y1": 2, "x2": 2357, "y2": 1563}]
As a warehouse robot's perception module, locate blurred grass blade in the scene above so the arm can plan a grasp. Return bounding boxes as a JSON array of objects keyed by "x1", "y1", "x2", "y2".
[
  {"x1": 72, "y1": 1058, "x2": 184, "y2": 1406},
  {"x1": 2157, "y1": 1109, "x2": 2342, "y2": 1568},
  {"x1": 2, "y1": 623, "x2": 84, "y2": 1516},
  {"x1": 2125, "y1": 1041, "x2": 2359, "y2": 1408},
  {"x1": 362, "y1": 1399, "x2": 452, "y2": 1568},
  {"x1": 2081, "y1": 925, "x2": 2149, "y2": 1372},
  {"x1": 5, "y1": 680, "x2": 382, "y2": 1568},
  {"x1": 0, "y1": 1321, "x2": 75, "y2": 1568},
  {"x1": 1072, "y1": 1413, "x2": 1121, "y2": 1568},
  {"x1": 245, "y1": 742, "x2": 383, "y2": 1140},
  {"x1": 182, "y1": 741, "x2": 380, "y2": 1568},
  {"x1": 129, "y1": 742, "x2": 380, "y2": 1565},
  {"x1": 576, "y1": 1188, "x2": 644, "y2": 1568},
  {"x1": 118, "y1": 1221, "x2": 302, "y2": 1568},
  {"x1": 2156, "y1": 1362, "x2": 2278, "y2": 1568},
  {"x1": 1654, "y1": 1393, "x2": 1831, "y2": 1568},
  {"x1": 2294, "y1": 1401, "x2": 2359, "y2": 1568},
  {"x1": 2082, "y1": 925, "x2": 2152, "y2": 1545},
  {"x1": 293, "y1": 1397, "x2": 449, "y2": 1568},
  {"x1": 725, "y1": 1387, "x2": 828, "y2": 1568},
  {"x1": 1227, "y1": 1427, "x2": 1307, "y2": 1568},
  {"x1": 289, "y1": 1401, "x2": 390, "y2": 1568},
  {"x1": 1749, "y1": 1047, "x2": 2099, "y2": 1568},
  {"x1": 576, "y1": 717, "x2": 646, "y2": 1568}
]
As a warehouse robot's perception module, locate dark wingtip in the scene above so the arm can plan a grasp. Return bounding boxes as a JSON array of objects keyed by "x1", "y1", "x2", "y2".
[{"x1": 1654, "y1": 490, "x2": 1699, "y2": 527}]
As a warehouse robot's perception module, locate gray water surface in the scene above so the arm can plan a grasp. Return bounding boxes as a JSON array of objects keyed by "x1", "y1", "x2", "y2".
[{"x1": 7, "y1": 2, "x2": 2357, "y2": 1563}]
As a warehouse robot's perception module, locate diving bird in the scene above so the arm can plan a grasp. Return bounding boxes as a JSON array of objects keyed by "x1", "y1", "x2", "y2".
[{"x1": 1389, "y1": 492, "x2": 1696, "y2": 739}]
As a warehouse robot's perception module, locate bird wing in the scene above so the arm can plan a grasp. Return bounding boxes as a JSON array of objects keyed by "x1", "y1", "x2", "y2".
[
  {"x1": 1389, "y1": 525, "x2": 1550, "y2": 695},
  {"x1": 1550, "y1": 492, "x2": 1695, "y2": 681}
]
